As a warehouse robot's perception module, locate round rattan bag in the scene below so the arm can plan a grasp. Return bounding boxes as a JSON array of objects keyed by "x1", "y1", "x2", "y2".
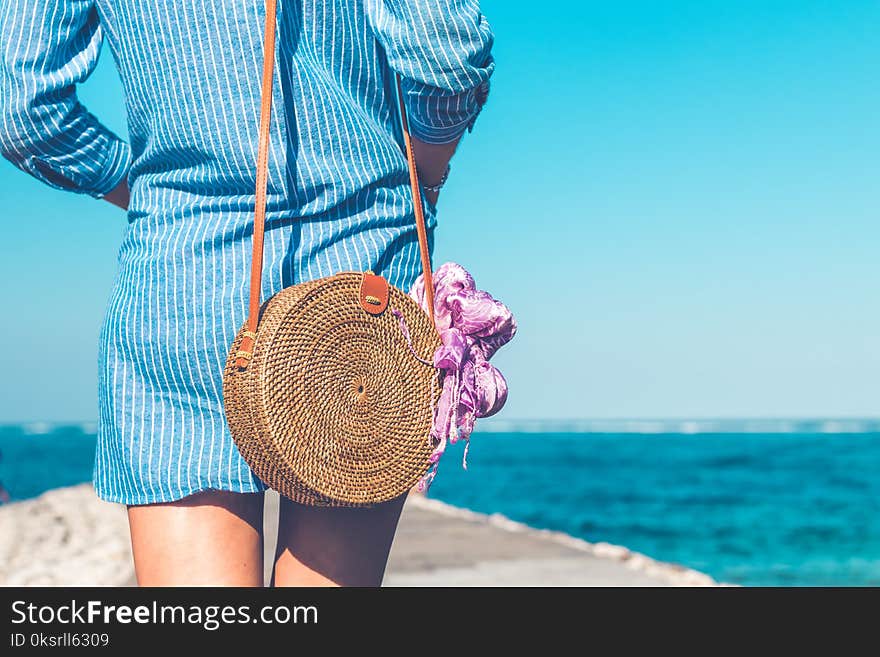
[
  {"x1": 222, "y1": 5, "x2": 441, "y2": 507},
  {"x1": 223, "y1": 272, "x2": 440, "y2": 507}
]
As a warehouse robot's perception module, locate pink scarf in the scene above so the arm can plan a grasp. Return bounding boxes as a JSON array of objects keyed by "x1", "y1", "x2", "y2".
[{"x1": 397, "y1": 262, "x2": 517, "y2": 491}]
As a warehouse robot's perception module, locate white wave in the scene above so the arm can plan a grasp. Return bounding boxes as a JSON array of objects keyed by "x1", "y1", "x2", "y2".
[
  {"x1": 21, "y1": 422, "x2": 53, "y2": 435},
  {"x1": 475, "y1": 417, "x2": 880, "y2": 435},
  {"x1": 15, "y1": 421, "x2": 98, "y2": 435},
  {"x1": 78, "y1": 421, "x2": 98, "y2": 434}
]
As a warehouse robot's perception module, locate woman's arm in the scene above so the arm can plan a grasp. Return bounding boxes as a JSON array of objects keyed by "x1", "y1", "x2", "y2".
[
  {"x1": 0, "y1": 0, "x2": 131, "y2": 202},
  {"x1": 410, "y1": 136, "x2": 459, "y2": 207},
  {"x1": 102, "y1": 178, "x2": 130, "y2": 210},
  {"x1": 365, "y1": 0, "x2": 495, "y2": 148}
]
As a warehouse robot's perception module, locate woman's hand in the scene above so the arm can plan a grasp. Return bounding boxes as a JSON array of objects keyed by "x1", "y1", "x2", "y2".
[
  {"x1": 424, "y1": 188, "x2": 440, "y2": 208},
  {"x1": 103, "y1": 178, "x2": 130, "y2": 210},
  {"x1": 411, "y1": 136, "x2": 459, "y2": 209}
]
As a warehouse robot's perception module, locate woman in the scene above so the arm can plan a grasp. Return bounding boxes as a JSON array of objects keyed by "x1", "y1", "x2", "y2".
[{"x1": 0, "y1": 0, "x2": 494, "y2": 586}]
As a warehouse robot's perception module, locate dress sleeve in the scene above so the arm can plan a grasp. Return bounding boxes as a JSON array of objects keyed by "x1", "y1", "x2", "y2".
[
  {"x1": 0, "y1": 0, "x2": 131, "y2": 198},
  {"x1": 365, "y1": 0, "x2": 495, "y2": 144}
]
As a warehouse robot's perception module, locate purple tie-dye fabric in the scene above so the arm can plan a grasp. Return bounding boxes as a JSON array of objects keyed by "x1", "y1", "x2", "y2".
[{"x1": 407, "y1": 262, "x2": 517, "y2": 491}]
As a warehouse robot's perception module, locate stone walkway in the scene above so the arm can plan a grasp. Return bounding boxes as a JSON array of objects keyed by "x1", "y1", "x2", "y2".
[{"x1": 0, "y1": 485, "x2": 717, "y2": 587}]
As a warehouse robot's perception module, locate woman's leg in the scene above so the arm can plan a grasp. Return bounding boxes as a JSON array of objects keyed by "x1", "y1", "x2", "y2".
[
  {"x1": 127, "y1": 490, "x2": 265, "y2": 586},
  {"x1": 271, "y1": 493, "x2": 408, "y2": 587}
]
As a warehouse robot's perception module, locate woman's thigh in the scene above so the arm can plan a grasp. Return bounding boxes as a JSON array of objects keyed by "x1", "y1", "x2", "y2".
[
  {"x1": 127, "y1": 490, "x2": 265, "y2": 586},
  {"x1": 272, "y1": 493, "x2": 408, "y2": 587}
]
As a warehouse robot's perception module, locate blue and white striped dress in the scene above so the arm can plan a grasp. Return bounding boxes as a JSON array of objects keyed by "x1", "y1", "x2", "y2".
[{"x1": 0, "y1": 0, "x2": 494, "y2": 504}]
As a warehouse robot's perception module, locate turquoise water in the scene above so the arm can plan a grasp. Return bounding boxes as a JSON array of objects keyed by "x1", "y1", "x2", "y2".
[{"x1": 3, "y1": 424, "x2": 880, "y2": 586}]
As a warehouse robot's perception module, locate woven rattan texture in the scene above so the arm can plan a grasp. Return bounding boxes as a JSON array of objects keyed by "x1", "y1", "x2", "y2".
[{"x1": 223, "y1": 272, "x2": 441, "y2": 506}]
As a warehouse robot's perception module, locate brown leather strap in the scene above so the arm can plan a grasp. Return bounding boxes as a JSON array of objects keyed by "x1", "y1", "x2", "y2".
[
  {"x1": 395, "y1": 74, "x2": 436, "y2": 333},
  {"x1": 235, "y1": 0, "x2": 278, "y2": 368},
  {"x1": 235, "y1": 0, "x2": 436, "y2": 369}
]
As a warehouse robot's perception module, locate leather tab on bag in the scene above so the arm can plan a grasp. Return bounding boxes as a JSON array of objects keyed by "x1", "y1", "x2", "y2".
[{"x1": 360, "y1": 271, "x2": 389, "y2": 316}]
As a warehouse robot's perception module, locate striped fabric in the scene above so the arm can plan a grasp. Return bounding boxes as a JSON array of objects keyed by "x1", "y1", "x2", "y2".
[{"x1": 0, "y1": 0, "x2": 495, "y2": 504}]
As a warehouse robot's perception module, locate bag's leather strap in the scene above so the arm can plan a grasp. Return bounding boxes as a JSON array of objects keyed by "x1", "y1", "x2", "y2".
[
  {"x1": 235, "y1": 0, "x2": 436, "y2": 369},
  {"x1": 395, "y1": 73, "x2": 437, "y2": 334}
]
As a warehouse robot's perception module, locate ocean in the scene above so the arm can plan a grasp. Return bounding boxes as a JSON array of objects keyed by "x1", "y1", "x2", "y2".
[{"x1": 3, "y1": 420, "x2": 880, "y2": 586}]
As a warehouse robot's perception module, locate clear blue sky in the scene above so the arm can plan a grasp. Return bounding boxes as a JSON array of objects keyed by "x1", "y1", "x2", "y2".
[{"x1": 1, "y1": 0, "x2": 878, "y2": 422}]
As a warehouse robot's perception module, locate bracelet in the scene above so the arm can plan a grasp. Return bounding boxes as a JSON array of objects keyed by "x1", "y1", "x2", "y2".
[{"x1": 420, "y1": 164, "x2": 450, "y2": 194}]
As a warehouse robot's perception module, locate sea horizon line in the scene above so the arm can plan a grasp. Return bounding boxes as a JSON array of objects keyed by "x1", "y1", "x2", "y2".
[{"x1": 3, "y1": 417, "x2": 880, "y2": 436}]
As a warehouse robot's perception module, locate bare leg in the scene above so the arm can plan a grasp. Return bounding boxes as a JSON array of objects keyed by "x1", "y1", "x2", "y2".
[
  {"x1": 271, "y1": 493, "x2": 407, "y2": 587},
  {"x1": 127, "y1": 490, "x2": 264, "y2": 586}
]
